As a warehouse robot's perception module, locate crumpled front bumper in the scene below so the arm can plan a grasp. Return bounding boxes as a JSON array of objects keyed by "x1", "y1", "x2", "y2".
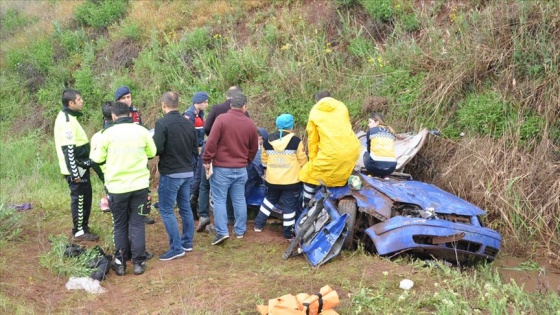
[{"x1": 365, "y1": 216, "x2": 502, "y2": 262}]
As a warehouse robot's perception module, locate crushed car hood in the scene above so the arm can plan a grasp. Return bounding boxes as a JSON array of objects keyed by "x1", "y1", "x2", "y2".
[{"x1": 358, "y1": 174, "x2": 486, "y2": 216}]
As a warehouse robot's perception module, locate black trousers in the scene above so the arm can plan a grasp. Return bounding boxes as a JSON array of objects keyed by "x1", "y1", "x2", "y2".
[
  {"x1": 109, "y1": 188, "x2": 149, "y2": 263},
  {"x1": 65, "y1": 170, "x2": 92, "y2": 235}
]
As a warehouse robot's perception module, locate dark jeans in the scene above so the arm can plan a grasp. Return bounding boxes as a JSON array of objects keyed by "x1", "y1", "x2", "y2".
[
  {"x1": 255, "y1": 186, "x2": 300, "y2": 239},
  {"x1": 191, "y1": 152, "x2": 202, "y2": 198},
  {"x1": 65, "y1": 169, "x2": 92, "y2": 235},
  {"x1": 109, "y1": 188, "x2": 149, "y2": 263},
  {"x1": 363, "y1": 152, "x2": 396, "y2": 177}
]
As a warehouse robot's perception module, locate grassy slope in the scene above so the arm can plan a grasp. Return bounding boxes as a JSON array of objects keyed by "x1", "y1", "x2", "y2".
[{"x1": 0, "y1": 0, "x2": 559, "y2": 312}]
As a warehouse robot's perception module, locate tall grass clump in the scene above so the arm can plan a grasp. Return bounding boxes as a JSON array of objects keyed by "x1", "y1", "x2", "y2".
[
  {"x1": 74, "y1": 0, "x2": 128, "y2": 30},
  {"x1": 0, "y1": 8, "x2": 37, "y2": 38},
  {"x1": 0, "y1": 205, "x2": 24, "y2": 243},
  {"x1": 38, "y1": 234, "x2": 98, "y2": 277}
]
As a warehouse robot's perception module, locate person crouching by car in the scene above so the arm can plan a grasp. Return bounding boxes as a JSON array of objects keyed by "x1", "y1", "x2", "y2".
[
  {"x1": 363, "y1": 112, "x2": 397, "y2": 178},
  {"x1": 254, "y1": 114, "x2": 307, "y2": 240}
]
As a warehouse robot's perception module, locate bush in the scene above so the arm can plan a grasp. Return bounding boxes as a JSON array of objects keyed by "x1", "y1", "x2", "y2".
[
  {"x1": 0, "y1": 205, "x2": 23, "y2": 242},
  {"x1": 74, "y1": 0, "x2": 128, "y2": 30},
  {"x1": 360, "y1": 0, "x2": 394, "y2": 22},
  {"x1": 399, "y1": 13, "x2": 420, "y2": 32},
  {"x1": 0, "y1": 8, "x2": 36, "y2": 37},
  {"x1": 455, "y1": 91, "x2": 513, "y2": 138}
]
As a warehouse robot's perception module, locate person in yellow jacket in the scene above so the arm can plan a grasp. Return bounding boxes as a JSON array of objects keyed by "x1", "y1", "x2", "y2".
[
  {"x1": 299, "y1": 91, "x2": 360, "y2": 206},
  {"x1": 54, "y1": 89, "x2": 99, "y2": 242},
  {"x1": 90, "y1": 102, "x2": 157, "y2": 276},
  {"x1": 254, "y1": 114, "x2": 308, "y2": 239}
]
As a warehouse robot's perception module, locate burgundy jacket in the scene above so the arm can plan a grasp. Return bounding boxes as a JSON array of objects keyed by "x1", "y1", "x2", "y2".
[{"x1": 202, "y1": 109, "x2": 258, "y2": 168}]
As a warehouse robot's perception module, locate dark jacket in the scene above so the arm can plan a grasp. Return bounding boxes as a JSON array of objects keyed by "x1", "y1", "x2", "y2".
[
  {"x1": 183, "y1": 104, "x2": 205, "y2": 147},
  {"x1": 202, "y1": 109, "x2": 258, "y2": 168},
  {"x1": 153, "y1": 110, "x2": 198, "y2": 175},
  {"x1": 204, "y1": 99, "x2": 250, "y2": 136}
]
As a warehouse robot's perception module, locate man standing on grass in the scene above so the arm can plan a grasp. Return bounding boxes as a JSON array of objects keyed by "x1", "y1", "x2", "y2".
[
  {"x1": 91, "y1": 102, "x2": 156, "y2": 276},
  {"x1": 183, "y1": 92, "x2": 209, "y2": 216},
  {"x1": 111, "y1": 85, "x2": 155, "y2": 225},
  {"x1": 153, "y1": 92, "x2": 199, "y2": 261},
  {"x1": 195, "y1": 86, "x2": 245, "y2": 233},
  {"x1": 54, "y1": 88, "x2": 99, "y2": 242},
  {"x1": 202, "y1": 93, "x2": 259, "y2": 245}
]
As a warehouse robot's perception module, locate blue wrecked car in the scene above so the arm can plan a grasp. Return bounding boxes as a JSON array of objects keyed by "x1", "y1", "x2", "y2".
[{"x1": 288, "y1": 129, "x2": 502, "y2": 267}]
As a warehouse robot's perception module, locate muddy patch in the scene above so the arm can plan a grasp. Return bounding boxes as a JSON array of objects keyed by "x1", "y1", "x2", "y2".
[{"x1": 495, "y1": 255, "x2": 560, "y2": 293}]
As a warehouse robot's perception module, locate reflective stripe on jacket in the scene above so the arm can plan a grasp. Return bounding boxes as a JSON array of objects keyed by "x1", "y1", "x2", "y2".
[
  {"x1": 262, "y1": 132, "x2": 307, "y2": 189},
  {"x1": 54, "y1": 108, "x2": 90, "y2": 179}
]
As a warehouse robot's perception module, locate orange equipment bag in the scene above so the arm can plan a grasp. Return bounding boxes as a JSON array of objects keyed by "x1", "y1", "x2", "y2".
[{"x1": 256, "y1": 285, "x2": 339, "y2": 315}]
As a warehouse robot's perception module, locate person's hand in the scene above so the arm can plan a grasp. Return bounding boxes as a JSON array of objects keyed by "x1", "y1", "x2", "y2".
[
  {"x1": 77, "y1": 159, "x2": 92, "y2": 168},
  {"x1": 203, "y1": 164, "x2": 210, "y2": 171}
]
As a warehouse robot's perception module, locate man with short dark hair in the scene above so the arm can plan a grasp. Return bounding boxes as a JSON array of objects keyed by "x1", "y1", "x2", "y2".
[
  {"x1": 91, "y1": 101, "x2": 157, "y2": 276},
  {"x1": 153, "y1": 92, "x2": 199, "y2": 261},
  {"x1": 202, "y1": 93, "x2": 259, "y2": 245},
  {"x1": 54, "y1": 89, "x2": 99, "y2": 241},
  {"x1": 91, "y1": 101, "x2": 114, "y2": 212},
  {"x1": 112, "y1": 85, "x2": 155, "y2": 225}
]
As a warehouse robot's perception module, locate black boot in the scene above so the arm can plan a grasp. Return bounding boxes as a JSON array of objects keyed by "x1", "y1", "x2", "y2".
[{"x1": 133, "y1": 261, "x2": 146, "y2": 275}]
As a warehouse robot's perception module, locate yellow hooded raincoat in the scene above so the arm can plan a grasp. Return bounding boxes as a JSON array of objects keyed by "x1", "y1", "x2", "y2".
[{"x1": 299, "y1": 97, "x2": 360, "y2": 186}]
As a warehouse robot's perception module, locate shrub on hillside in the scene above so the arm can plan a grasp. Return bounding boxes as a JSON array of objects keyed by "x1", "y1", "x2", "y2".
[
  {"x1": 74, "y1": 0, "x2": 128, "y2": 30},
  {"x1": 0, "y1": 8, "x2": 36, "y2": 38},
  {"x1": 456, "y1": 91, "x2": 513, "y2": 138}
]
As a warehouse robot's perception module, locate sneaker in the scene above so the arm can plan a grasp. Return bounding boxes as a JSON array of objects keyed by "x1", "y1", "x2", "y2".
[
  {"x1": 145, "y1": 217, "x2": 155, "y2": 225},
  {"x1": 182, "y1": 247, "x2": 193, "y2": 252},
  {"x1": 73, "y1": 231, "x2": 100, "y2": 242},
  {"x1": 99, "y1": 197, "x2": 110, "y2": 212},
  {"x1": 112, "y1": 258, "x2": 126, "y2": 276},
  {"x1": 196, "y1": 217, "x2": 211, "y2": 233},
  {"x1": 133, "y1": 262, "x2": 146, "y2": 275},
  {"x1": 254, "y1": 227, "x2": 263, "y2": 232},
  {"x1": 235, "y1": 234, "x2": 244, "y2": 239},
  {"x1": 159, "y1": 249, "x2": 186, "y2": 261},
  {"x1": 211, "y1": 234, "x2": 229, "y2": 245}
]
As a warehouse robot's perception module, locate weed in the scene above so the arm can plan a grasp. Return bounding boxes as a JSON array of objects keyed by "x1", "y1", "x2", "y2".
[
  {"x1": 38, "y1": 234, "x2": 99, "y2": 277},
  {"x1": 455, "y1": 91, "x2": 513, "y2": 138},
  {"x1": 0, "y1": 8, "x2": 36, "y2": 37},
  {"x1": 74, "y1": 0, "x2": 128, "y2": 30},
  {"x1": 0, "y1": 204, "x2": 24, "y2": 242},
  {"x1": 360, "y1": 0, "x2": 394, "y2": 22}
]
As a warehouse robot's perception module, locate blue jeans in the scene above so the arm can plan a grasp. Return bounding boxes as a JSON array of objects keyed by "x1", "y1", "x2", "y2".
[
  {"x1": 210, "y1": 167, "x2": 248, "y2": 236},
  {"x1": 198, "y1": 144, "x2": 234, "y2": 222},
  {"x1": 158, "y1": 175, "x2": 195, "y2": 251}
]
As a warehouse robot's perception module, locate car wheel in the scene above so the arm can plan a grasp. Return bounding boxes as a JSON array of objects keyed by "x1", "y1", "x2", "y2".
[{"x1": 338, "y1": 198, "x2": 357, "y2": 249}]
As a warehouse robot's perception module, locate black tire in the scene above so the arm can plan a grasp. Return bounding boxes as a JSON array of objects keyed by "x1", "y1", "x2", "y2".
[{"x1": 338, "y1": 198, "x2": 357, "y2": 249}]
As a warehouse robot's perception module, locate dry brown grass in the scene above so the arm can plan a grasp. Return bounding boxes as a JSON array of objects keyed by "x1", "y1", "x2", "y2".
[
  {"x1": 413, "y1": 134, "x2": 560, "y2": 259},
  {"x1": 0, "y1": 0, "x2": 83, "y2": 57}
]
